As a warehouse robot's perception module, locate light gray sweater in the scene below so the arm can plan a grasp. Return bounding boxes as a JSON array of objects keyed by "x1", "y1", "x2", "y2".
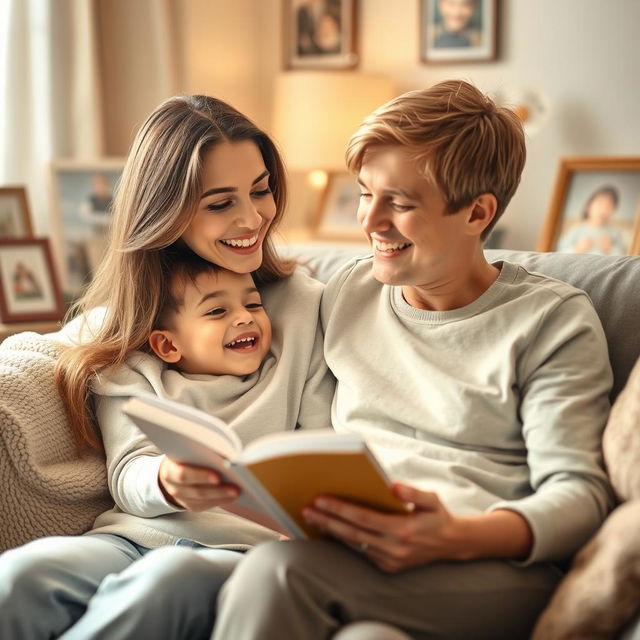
[
  {"x1": 58, "y1": 270, "x2": 335, "y2": 550},
  {"x1": 321, "y1": 257, "x2": 615, "y2": 565}
]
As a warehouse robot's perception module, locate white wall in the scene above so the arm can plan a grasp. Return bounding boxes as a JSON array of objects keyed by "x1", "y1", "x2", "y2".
[{"x1": 172, "y1": 0, "x2": 640, "y2": 248}]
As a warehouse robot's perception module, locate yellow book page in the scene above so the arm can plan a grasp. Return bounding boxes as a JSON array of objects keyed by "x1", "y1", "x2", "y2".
[{"x1": 246, "y1": 451, "x2": 407, "y2": 539}]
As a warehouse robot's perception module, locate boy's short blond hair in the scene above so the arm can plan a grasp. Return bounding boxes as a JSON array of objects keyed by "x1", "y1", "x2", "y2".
[{"x1": 345, "y1": 80, "x2": 526, "y2": 239}]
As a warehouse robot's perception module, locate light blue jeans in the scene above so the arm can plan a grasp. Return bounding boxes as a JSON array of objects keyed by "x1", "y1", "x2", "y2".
[{"x1": 0, "y1": 533, "x2": 242, "y2": 640}]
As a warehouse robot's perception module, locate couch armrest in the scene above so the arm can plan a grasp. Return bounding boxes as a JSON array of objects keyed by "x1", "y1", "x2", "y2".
[{"x1": 0, "y1": 332, "x2": 112, "y2": 552}]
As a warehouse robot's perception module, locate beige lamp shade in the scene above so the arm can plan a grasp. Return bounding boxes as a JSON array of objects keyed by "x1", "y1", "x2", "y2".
[{"x1": 272, "y1": 72, "x2": 395, "y2": 172}]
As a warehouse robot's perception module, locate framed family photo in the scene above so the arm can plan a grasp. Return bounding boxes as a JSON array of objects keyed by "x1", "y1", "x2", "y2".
[
  {"x1": 49, "y1": 158, "x2": 124, "y2": 297},
  {"x1": 538, "y1": 157, "x2": 640, "y2": 256},
  {"x1": 313, "y1": 172, "x2": 364, "y2": 240},
  {"x1": 283, "y1": 0, "x2": 358, "y2": 70},
  {"x1": 0, "y1": 238, "x2": 65, "y2": 323},
  {"x1": 420, "y1": 0, "x2": 498, "y2": 63},
  {"x1": 0, "y1": 186, "x2": 33, "y2": 238}
]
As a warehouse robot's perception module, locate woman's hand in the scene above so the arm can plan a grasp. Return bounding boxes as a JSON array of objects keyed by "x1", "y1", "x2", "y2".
[
  {"x1": 302, "y1": 482, "x2": 533, "y2": 573},
  {"x1": 158, "y1": 456, "x2": 240, "y2": 512}
]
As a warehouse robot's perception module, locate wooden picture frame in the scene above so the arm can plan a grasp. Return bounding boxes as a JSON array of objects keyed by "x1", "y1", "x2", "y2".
[
  {"x1": 538, "y1": 157, "x2": 640, "y2": 256},
  {"x1": 420, "y1": 0, "x2": 498, "y2": 63},
  {"x1": 0, "y1": 186, "x2": 34, "y2": 238},
  {"x1": 49, "y1": 158, "x2": 125, "y2": 297},
  {"x1": 0, "y1": 238, "x2": 65, "y2": 323},
  {"x1": 313, "y1": 172, "x2": 365, "y2": 241},
  {"x1": 283, "y1": 0, "x2": 358, "y2": 70}
]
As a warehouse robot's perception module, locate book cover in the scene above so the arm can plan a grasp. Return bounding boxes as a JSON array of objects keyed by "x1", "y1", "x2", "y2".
[{"x1": 122, "y1": 394, "x2": 408, "y2": 538}]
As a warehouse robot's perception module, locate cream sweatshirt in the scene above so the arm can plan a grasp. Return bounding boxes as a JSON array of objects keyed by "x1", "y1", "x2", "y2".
[{"x1": 321, "y1": 257, "x2": 615, "y2": 565}]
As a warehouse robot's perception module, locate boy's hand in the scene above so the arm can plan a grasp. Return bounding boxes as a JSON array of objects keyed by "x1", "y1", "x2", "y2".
[{"x1": 158, "y1": 456, "x2": 240, "y2": 511}]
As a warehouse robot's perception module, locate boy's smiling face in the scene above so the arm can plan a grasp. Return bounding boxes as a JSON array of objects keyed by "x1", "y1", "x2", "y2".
[{"x1": 152, "y1": 269, "x2": 272, "y2": 376}]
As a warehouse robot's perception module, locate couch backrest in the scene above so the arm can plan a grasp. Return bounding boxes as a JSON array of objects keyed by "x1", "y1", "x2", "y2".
[{"x1": 284, "y1": 244, "x2": 640, "y2": 401}]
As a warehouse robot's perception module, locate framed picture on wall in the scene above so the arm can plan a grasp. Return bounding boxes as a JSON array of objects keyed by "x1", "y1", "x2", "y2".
[
  {"x1": 0, "y1": 186, "x2": 33, "y2": 238},
  {"x1": 313, "y1": 172, "x2": 365, "y2": 240},
  {"x1": 0, "y1": 238, "x2": 65, "y2": 323},
  {"x1": 538, "y1": 157, "x2": 640, "y2": 256},
  {"x1": 420, "y1": 0, "x2": 498, "y2": 63},
  {"x1": 49, "y1": 158, "x2": 124, "y2": 297},
  {"x1": 283, "y1": 0, "x2": 358, "y2": 70}
]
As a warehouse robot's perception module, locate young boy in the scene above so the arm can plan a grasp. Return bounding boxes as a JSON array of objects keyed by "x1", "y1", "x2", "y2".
[
  {"x1": 142, "y1": 250, "x2": 276, "y2": 508},
  {"x1": 149, "y1": 251, "x2": 272, "y2": 378}
]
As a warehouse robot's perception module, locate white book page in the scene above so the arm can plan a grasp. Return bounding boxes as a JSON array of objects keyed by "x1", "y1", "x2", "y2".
[
  {"x1": 124, "y1": 394, "x2": 241, "y2": 460},
  {"x1": 122, "y1": 394, "x2": 304, "y2": 537},
  {"x1": 241, "y1": 429, "x2": 365, "y2": 466}
]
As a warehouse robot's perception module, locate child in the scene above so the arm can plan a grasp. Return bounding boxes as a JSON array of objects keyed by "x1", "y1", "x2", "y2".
[
  {"x1": 149, "y1": 249, "x2": 272, "y2": 379},
  {"x1": 139, "y1": 249, "x2": 275, "y2": 508}
]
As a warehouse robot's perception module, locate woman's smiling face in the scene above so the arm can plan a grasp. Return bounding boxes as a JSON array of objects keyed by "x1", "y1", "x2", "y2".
[{"x1": 181, "y1": 140, "x2": 277, "y2": 273}]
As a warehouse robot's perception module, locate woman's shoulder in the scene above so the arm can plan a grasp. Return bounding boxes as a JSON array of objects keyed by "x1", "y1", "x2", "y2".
[
  {"x1": 325, "y1": 254, "x2": 375, "y2": 294},
  {"x1": 320, "y1": 255, "x2": 379, "y2": 324},
  {"x1": 261, "y1": 266, "x2": 324, "y2": 302}
]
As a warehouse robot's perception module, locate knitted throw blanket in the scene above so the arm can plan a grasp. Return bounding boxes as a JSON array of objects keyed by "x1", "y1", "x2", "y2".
[{"x1": 0, "y1": 332, "x2": 112, "y2": 552}]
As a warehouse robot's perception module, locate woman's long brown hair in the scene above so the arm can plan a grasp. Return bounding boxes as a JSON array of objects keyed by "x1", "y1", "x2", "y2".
[{"x1": 55, "y1": 95, "x2": 294, "y2": 452}]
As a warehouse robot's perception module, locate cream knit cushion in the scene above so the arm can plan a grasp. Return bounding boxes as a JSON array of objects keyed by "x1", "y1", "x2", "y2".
[
  {"x1": 0, "y1": 332, "x2": 112, "y2": 552},
  {"x1": 531, "y1": 501, "x2": 640, "y2": 640},
  {"x1": 604, "y1": 356, "x2": 640, "y2": 502},
  {"x1": 531, "y1": 355, "x2": 640, "y2": 639}
]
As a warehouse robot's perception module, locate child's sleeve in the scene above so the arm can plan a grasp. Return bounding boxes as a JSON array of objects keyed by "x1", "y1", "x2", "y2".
[{"x1": 93, "y1": 360, "x2": 184, "y2": 518}]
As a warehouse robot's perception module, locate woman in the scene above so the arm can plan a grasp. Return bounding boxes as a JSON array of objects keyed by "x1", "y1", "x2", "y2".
[{"x1": 0, "y1": 95, "x2": 334, "y2": 639}]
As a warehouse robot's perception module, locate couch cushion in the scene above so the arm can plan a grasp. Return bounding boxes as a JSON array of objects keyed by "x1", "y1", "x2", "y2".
[
  {"x1": 0, "y1": 332, "x2": 113, "y2": 551},
  {"x1": 531, "y1": 500, "x2": 640, "y2": 640},
  {"x1": 603, "y1": 354, "x2": 640, "y2": 502}
]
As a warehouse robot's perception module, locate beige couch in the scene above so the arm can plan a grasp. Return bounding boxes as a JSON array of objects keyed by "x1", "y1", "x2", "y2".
[{"x1": 1, "y1": 247, "x2": 639, "y2": 638}]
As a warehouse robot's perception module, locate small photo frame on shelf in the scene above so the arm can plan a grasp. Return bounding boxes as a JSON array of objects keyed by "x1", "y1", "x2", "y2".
[
  {"x1": 420, "y1": 0, "x2": 498, "y2": 63},
  {"x1": 0, "y1": 186, "x2": 33, "y2": 237},
  {"x1": 0, "y1": 238, "x2": 65, "y2": 323},
  {"x1": 49, "y1": 158, "x2": 124, "y2": 297},
  {"x1": 538, "y1": 157, "x2": 640, "y2": 256},
  {"x1": 284, "y1": 0, "x2": 358, "y2": 70},
  {"x1": 313, "y1": 172, "x2": 364, "y2": 241}
]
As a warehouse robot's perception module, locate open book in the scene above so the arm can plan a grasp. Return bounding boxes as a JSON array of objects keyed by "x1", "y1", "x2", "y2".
[{"x1": 121, "y1": 394, "x2": 408, "y2": 539}]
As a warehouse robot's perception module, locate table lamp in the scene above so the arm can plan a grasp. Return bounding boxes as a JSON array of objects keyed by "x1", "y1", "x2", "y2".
[{"x1": 272, "y1": 72, "x2": 395, "y2": 189}]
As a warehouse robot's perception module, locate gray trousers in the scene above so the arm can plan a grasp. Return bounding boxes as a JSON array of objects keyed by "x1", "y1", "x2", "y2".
[
  {"x1": 212, "y1": 539, "x2": 562, "y2": 640},
  {"x1": 0, "y1": 533, "x2": 242, "y2": 640}
]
